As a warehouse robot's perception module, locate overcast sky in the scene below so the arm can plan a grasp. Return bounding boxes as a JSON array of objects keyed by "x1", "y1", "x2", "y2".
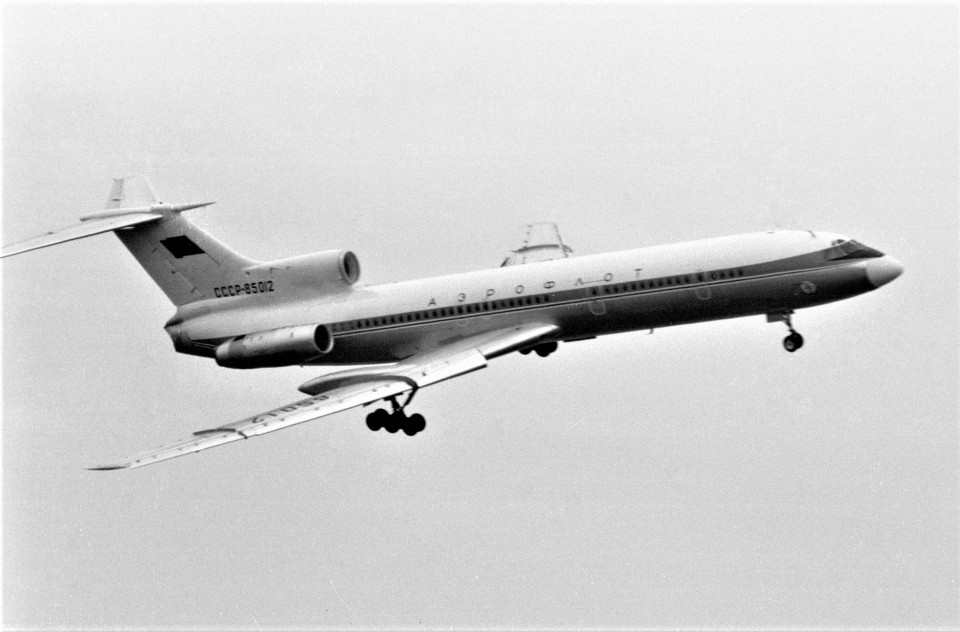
[{"x1": 3, "y1": 4, "x2": 957, "y2": 630}]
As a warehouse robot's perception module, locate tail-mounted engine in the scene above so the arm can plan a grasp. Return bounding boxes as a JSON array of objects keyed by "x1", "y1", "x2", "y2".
[
  {"x1": 215, "y1": 324, "x2": 334, "y2": 369},
  {"x1": 244, "y1": 250, "x2": 361, "y2": 294}
]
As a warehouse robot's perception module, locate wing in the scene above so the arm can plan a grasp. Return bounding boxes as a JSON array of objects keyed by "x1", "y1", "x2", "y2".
[
  {"x1": 89, "y1": 323, "x2": 559, "y2": 470},
  {"x1": 500, "y1": 222, "x2": 573, "y2": 267},
  {"x1": 1, "y1": 213, "x2": 161, "y2": 258}
]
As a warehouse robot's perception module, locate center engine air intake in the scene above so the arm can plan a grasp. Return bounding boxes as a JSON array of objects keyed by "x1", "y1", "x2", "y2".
[
  {"x1": 244, "y1": 249, "x2": 361, "y2": 293},
  {"x1": 215, "y1": 324, "x2": 334, "y2": 369}
]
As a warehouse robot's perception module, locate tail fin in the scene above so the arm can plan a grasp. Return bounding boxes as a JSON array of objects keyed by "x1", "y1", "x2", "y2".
[{"x1": 110, "y1": 177, "x2": 258, "y2": 306}]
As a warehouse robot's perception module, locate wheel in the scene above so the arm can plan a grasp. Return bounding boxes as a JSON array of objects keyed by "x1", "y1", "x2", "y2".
[
  {"x1": 403, "y1": 413, "x2": 426, "y2": 436},
  {"x1": 535, "y1": 342, "x2": 558, "y2": 357},
  {"x1": 366, "y1": 408, "x2": 389, "y2": 431},
  {"x1": 783, "y1": 332, "x2": 804, "y2": 352},
  {"x1": 384, "y1": 411, "x2": 404, "y2": 433}
]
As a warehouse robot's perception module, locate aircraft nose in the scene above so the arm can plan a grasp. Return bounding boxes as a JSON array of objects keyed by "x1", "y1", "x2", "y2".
[{"x1": 866, "y1": 256, "x2": 904, "y2": 288}]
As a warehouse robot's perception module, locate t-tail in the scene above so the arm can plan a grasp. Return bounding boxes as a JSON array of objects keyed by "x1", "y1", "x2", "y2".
[{"x1": 1, "y1": 177, "x2": 362, "y2": 307}]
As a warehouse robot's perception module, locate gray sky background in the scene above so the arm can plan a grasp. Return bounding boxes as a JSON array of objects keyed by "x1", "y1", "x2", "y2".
[{"x1": 3, "y1": 4, "x2": 957, "y2": 630}]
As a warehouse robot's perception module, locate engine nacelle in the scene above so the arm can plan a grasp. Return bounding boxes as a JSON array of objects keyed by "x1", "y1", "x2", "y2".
[
  {"x1": 246, "y1": 249, "x2": 361, "y2": 292},
  {"x1": 215, "y1": 324, "x2": 334, "y2": 369}
]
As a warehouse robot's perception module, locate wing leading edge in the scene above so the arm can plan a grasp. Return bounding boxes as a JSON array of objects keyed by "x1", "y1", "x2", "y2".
[{"x1": 90, "y1": 323, "x2": 559, "y2": 470}]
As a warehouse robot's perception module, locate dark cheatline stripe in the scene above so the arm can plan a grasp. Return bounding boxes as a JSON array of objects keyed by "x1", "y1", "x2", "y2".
[
  {"x1": 160, "y1": 236, "x2": 206, "y2": 258},
  {"x1": 322, "y1": 245, "x2": 870, "y2": 335},
  {"x1": 196, "y1": 242, "x2": 879, "y2": 348}
]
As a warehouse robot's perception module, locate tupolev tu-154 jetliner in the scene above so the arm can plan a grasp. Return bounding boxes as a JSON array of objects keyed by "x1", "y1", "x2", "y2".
[{"x1": 2, "y1": 178, "x2": 903, "y2": 470}]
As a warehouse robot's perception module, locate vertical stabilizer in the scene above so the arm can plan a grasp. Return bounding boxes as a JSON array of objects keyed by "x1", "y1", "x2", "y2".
[{"x1": 110, "y1": 178, "x2": 258, "y2": 306}]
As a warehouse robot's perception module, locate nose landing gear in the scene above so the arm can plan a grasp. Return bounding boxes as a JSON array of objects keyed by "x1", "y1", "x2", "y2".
[
  {"x1": 768, "y1": 310, "x2": 804, "y2": 352},
  {"x1": 779, "y1": 312, "x2": 804, "y2": 352},
  {"x1": 365, "y1": 394, "x2": 426, "y2": 436}
]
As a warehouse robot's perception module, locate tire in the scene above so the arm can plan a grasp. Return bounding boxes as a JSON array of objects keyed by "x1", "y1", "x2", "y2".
[
  {"x1": 535, "y1": 342, "x2": 558, "y2": 358},
  {"x1": 407, "y1": 413, "x2": 426, "y2": 436},
  {"x1": 366, "y1": 408, "x2": 388, "y2": 431},
  {"x1": 783, "y1": 333, "x2": 804, "y2": 353},
  {"x1": 385, "y1": 412, "x2": 403, "y2": 434}
]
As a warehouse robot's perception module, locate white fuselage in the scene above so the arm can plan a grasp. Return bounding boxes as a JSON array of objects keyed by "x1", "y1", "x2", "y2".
[{"x1": 167, "y1": 230, "x2": 897, "y2": 365}]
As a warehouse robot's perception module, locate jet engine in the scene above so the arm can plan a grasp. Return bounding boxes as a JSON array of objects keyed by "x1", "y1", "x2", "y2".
[
  {"x1": 215, "y1": 324, "x2": 334, "y2": 369},
  {"x1": 246, "y1": 250, "x2": 361, "y2": 293}
]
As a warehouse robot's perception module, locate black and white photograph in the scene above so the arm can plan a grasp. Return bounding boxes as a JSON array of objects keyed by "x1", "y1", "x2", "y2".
[{"x1": 3, "y1": 4, "x2": 957, "y2": 630}]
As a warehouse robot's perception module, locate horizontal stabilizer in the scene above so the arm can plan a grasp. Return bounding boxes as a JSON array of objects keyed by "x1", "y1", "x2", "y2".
[{"x1": 1, "y1": 213, "x2": 161, "y2": 259}]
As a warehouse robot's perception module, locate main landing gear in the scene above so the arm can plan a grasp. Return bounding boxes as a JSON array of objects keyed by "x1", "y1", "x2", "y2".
[
  {"x1": 365, "y1": 395, "x2": 426, "y2": 436},
  {"x1": 519, "y1": 341, "x2": 558, "y2": 357}
]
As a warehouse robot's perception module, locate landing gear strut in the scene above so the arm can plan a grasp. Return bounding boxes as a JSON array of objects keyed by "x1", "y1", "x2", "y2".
[
  {"x1": 779, "y1": 312, "x2": 804, "y2": 353},
  {"x1": 365, "y1": 393, "x2": 426, "y2": 436}
]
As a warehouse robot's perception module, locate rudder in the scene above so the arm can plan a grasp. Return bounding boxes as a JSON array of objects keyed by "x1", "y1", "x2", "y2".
[{"x1": 111, "y1": 178, "x2": 257, "y2": 306}]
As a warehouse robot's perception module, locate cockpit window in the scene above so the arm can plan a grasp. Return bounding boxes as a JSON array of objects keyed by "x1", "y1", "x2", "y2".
[{"x1": 825, "y1": 240, "x2": 885, "y2": 260}]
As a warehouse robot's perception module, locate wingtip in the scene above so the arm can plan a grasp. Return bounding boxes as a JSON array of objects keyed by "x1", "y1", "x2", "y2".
[
  {"x1": 87, "y1": 464, "x2": 130, "y2": 471},
  {"x1": 171, "y1": 201, "x2": 216, "y2": 212}
]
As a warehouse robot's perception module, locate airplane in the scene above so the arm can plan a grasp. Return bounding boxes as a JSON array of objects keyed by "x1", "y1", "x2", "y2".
[{"x1": 2, "y1": 177, "x2": 904, "y2": 470}]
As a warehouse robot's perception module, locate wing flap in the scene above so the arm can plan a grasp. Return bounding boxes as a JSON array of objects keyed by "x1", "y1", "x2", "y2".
[
  {"x1": 90, "y1": 324, "x2": 559, "y2": 470},
  {"x1": 2, "y1": 213, "x2": 161, "y2": 259},
  {"x1": 88, "y1": 380, "x2": 414, "y2": 470}
]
